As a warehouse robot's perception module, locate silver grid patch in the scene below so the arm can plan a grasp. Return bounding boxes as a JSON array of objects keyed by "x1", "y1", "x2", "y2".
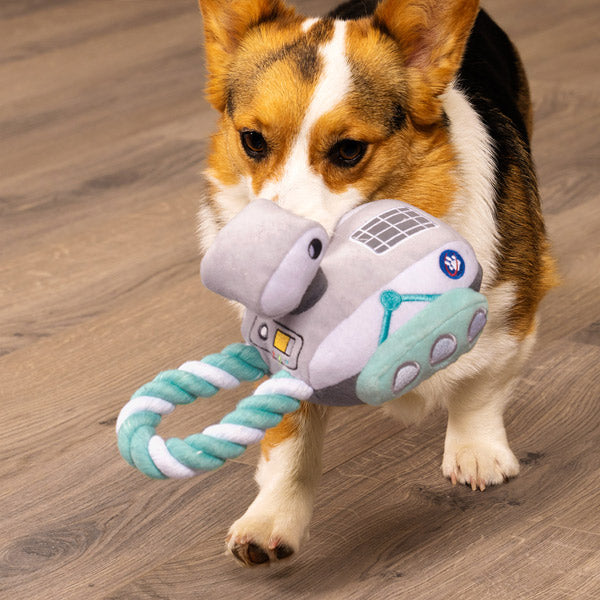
[{"x1": 350, "y1": 207, "x2": 438, "y2": 254}]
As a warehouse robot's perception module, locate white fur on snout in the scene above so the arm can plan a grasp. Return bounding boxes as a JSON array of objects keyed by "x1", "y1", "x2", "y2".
[{"x1": 260, "y1": 20, "x2": 363, "y2": 233}]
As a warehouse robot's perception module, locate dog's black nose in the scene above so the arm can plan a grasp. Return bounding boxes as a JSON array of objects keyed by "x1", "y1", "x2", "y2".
[{"x1": 308, "y1": 238, "x2": 322, "y2": 260}]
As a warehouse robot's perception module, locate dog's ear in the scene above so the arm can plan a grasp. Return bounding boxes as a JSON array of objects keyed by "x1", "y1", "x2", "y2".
[
  {"x1": 198, "y1": 0, "x2": 297, "y2": 111},
  {"x1": 373, "y1": 0, "x2": 479, "y2": 124}
]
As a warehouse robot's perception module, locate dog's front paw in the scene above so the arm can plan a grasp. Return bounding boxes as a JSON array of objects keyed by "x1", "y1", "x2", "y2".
[
  {"x1": 442, "y1": 438, "x2": 520, "y2": 491},
  {"x1": 226, "y1": 511, "x2": 305, "y2": 567}
]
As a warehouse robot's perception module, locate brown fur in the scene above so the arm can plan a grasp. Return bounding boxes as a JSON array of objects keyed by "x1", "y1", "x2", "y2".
[{"x1": 261, "y1": 401, "x2": 313, "y2": 459}]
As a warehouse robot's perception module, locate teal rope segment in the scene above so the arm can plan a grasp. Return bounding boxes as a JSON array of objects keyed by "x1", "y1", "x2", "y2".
[
  {"x1": 117, "y1": 411, "x2": 162, "y2": 467},
  {"x1": 184, "y1": 433, "x2": 246, "y2": 460},
  {"x1": 130, "y1": 426, "x2": 166, "y2": 480},
  {"x1": 166, "y1": 438, "x2": 225, "y2": 471},
  {"x1": 132, "y1": 377, "x2": 209, "y2": 404},
  {"x1": 116, "y1": 345, "x2": 313, "y2": 479},
  {"x1": 237, "y1": 393, "x2": 302, "y2": 414},
  {"x1": 202, "y1": 346, "x2": 269, "y2": 381},
  {"x1": 221, "y1": 407, "x2": 285, "y2": 430}
]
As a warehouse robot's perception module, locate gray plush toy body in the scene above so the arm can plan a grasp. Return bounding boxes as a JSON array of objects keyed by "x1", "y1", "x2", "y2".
[{"x1": 201, "y1": 199, "x2": 487, "y2": 406}]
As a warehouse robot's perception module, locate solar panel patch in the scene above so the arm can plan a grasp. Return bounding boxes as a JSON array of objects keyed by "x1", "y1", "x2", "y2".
[{"x1": 350, "y1": 206, "x2": 438, "y2": 254}]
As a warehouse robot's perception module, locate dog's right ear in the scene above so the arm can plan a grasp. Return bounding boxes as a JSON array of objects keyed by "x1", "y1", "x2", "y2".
[{"x1": 198, "y1": 0, "x2": 297, "y2": 112}]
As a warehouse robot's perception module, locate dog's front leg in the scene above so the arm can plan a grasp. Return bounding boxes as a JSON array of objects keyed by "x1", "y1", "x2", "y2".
[{"x1": 227, "y1": 402, "x2": 329, "y2": 567}]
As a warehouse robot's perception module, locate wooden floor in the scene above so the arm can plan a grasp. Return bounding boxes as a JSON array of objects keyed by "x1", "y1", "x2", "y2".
[{"x1": 1, "y1": 1, "x2": 599, "y2": 598}]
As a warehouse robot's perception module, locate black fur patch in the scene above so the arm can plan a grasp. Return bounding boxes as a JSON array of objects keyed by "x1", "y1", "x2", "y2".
[
  {"x1": 328, "y1": 0, "x2": 381, "y2": 21},
  {"x1": 252, "y1": 18, "x2": 332, "y2": 83},
  {"x1": 259, "y1": 38, "x2": 321, "y2": 83},
  {"x1": 389, "y1": 103, "x2": 407, "y2": 131},
  {"x1": 459, "y1": 10, "x2": 530, "y2": 143},
  {"x1": 225, "y1": 87, "x2": 235, "y2": 117},
  {"x1": 250, "y1": 6, "x2": 283, "y2": 29}
]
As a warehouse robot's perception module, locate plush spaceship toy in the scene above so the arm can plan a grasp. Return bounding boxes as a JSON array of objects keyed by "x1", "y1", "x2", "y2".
[
  {"x1": 201, "y1": 198, "x2": 487, "y2": 406},
  {"x1": 117, "y1": 199, "x2": 488, "y2": 479}
]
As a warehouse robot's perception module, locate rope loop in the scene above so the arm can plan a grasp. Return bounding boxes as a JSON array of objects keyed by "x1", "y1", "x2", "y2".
[{"x1": 116, "y1": 344, "x2": 314, "y2": 479}]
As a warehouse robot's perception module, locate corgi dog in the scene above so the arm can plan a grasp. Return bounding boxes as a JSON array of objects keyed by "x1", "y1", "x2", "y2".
[{"x1": 196, "y1": 0, "x2": 556, "y2": 567}]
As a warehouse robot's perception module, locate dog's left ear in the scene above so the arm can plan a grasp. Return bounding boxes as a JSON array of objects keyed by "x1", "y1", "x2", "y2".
[
  {"x1": 198, "y1": 0, "x2": 297, "y2": 111},
  {"x1": 373, "y1": 0, "x2": 479, "y2": 125}
]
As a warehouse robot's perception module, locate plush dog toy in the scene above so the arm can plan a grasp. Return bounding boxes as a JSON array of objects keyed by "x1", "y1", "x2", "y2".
[{"x1": 117, "y1": 199, "x2": 487, "y2": 479}]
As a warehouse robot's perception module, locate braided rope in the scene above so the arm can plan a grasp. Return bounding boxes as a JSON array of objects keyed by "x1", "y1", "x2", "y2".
[{"x1": 116, "y1": 343, "x2": 314, "y2": 479}]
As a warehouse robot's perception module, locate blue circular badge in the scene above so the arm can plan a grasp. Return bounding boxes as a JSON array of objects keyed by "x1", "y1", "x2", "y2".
[{"x1": 439, "y1": 249, "x2": 465, "y2": 279}]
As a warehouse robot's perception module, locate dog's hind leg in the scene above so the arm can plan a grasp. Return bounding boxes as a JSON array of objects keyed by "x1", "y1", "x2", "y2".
[{"x1": 226, "y1": 402, "x2": 329, "y2": 567}]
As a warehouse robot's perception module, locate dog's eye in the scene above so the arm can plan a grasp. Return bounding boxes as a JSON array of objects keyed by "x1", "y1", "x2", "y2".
[
  {"x1": 329, "y1": 139, "x2": 367, "y2": 168},
  {"x1": 240, "y1": 130, "x2": 268, "y2": 160}
]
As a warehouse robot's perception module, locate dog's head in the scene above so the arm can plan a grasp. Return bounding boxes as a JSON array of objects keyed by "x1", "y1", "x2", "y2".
[{"x1": 198, "y1": 0, "x2": 479, "y2": 245}]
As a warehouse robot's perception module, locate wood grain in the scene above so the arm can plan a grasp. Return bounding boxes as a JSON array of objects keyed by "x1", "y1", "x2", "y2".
[{"x1": 1, "y1": 1, "x2": 598, "y2": 599}]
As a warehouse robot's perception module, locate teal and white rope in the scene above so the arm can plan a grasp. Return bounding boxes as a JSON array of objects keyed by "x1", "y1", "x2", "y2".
[{"x1": 116, "y1": 343, "x2": 313, "y2": 479}]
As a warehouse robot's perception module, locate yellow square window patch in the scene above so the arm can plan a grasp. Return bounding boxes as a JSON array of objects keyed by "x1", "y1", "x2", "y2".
[{"x1": 273, "y1": 330, "x2": 292, "y2": 355}]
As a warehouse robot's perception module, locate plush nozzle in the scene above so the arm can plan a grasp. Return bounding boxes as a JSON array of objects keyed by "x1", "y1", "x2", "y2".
[{"x1": 200, "y1": 199, "x2": 329, "y2": 318}]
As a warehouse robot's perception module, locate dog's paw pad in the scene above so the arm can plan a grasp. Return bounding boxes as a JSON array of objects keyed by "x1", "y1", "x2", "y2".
[
  {"x1": 226, "y1": 516, "x2": 300, "y2": 567},
  {"x1": 231, "y1": 542, "x2": 270, "y2": 566},
  {"x1": 228, "y1": 538, "x2": 295, "y2": 567},
  {"x1": 274, "y1": 544, "x2": 294, "y2": 560}
]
